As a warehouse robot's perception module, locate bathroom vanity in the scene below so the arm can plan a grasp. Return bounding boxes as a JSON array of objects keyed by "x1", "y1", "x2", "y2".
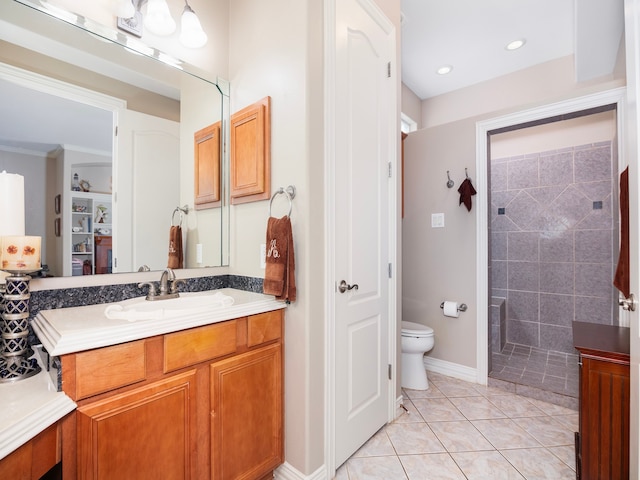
[
  {"x1": 573, "y1": 321, "x2": 630, "y2": 480},
  {"x1": 32, "y1": 289, "x2": 285, "y2": 480}
]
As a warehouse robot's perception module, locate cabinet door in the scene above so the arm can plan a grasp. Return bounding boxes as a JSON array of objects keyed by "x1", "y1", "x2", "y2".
[
  {"x1": 76, "y1": 371, "x2": 197, "y2": 480},
  {"x1": 210, "y1": 344, "x2": 283, "y2": 480},
  {"x1": 580, "y1": 357, "x2": 630, "y2": 479}
]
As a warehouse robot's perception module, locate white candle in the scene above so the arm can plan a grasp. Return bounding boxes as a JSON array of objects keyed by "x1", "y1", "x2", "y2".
[
  {"x1": 1, "y1": 236, "x2": 41, "y2": 272},
  {"x1": 0, "y1": 171, "x2": 25, "y2": 236}
]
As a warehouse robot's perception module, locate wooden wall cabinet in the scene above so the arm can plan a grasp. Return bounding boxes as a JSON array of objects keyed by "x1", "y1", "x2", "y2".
[
  {"x1": 230, "y1": 97, "x2": 271, "y2": 205},
  {"x1": 194, "y1": 122, "x2": 221, "y2": 210},
  {"x1": 60, "y1": 310, "x2": 284, "y2": 480},
  {"x1": 573, "y1": 321, "x2": 630, "y2": 480}
]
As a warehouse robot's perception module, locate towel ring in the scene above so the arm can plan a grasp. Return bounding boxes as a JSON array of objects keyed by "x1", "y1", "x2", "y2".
[
  {"x1": 172, "y1": 205, "x2": 190, "y2": 226},
  {"x1": 269, "y1": 185, "x2": 296, "y2": 217}
]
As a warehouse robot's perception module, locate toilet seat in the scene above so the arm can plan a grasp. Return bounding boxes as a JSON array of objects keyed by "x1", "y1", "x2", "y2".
[{"x1": 401, "y1": 321, "x2": 434, "y2": 337}]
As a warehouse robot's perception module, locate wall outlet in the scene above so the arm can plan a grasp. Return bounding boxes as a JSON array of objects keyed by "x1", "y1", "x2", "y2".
[
  {"x1": 431, "y1": 213, "x2": 445, "y2": 228},
  {"x1": 196, "y1": 243, "x2": 203, "y2": 264},
  {"x1": 260, "y1": 243, "x2": 266, "y2": 269}
]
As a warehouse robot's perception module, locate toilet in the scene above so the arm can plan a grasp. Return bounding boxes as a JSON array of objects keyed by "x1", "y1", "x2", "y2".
[{"x1": 401, "y1": 321, "x2": 435, "y2": 390}]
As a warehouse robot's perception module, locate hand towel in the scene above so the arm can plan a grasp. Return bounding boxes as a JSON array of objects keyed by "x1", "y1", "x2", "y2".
[
  {"x1": 168, "y1": 225, "x2": 183, "y2": 269},
  {"x1": 263, "y1": 215, "x2": 296, "y2": 302},
  {"x1": 458, "y1": 178, "x2": 476, "y2": 212},
  {"x1": 614, "y1": 167, "x2": 630, "y2": 298}
]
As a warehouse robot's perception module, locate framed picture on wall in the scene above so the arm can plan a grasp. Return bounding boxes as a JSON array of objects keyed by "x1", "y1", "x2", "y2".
[
  {"x1": 54, "y1": 194, "x2": 61, "y2": 214},
  {"x1": 54, "y1": 218, "x2": 60, "y2": 237}
]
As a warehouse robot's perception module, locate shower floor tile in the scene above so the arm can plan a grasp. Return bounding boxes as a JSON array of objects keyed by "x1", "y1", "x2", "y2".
[{"x1": 489, "y1": 342, "x2": 579, "y2": 399}]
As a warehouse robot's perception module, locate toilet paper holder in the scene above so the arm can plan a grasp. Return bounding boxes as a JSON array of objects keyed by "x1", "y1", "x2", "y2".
[{"x1": 440, "y1": 302, "x2": 467, "y2": 312}]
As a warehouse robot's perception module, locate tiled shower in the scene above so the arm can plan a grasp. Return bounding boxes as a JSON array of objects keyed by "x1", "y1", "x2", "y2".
[{"x1": 488, "y1": 140, "x2": 618, "y2": 400}]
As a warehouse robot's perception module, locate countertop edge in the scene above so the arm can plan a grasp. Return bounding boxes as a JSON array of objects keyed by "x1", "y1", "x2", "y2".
[{"x1": 33, "y1": 290, "x2": 287, "y2": 356}]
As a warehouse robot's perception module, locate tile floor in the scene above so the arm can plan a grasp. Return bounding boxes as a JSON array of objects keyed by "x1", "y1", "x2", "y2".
[
  {"x1": 490, "y1": 342, "x2": 580, "y2": 399},
  {"x1": 335, "y1": 371, "x2": 578, "y2": 479}
]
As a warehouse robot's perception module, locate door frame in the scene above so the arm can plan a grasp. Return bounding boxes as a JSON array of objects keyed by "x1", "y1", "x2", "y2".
[
  {"x1": 323, "y1": 0, "x2": 399, "y2": 475},
  {"x1": 475, "y1": 87, "x2": 627, "y2": 384}
]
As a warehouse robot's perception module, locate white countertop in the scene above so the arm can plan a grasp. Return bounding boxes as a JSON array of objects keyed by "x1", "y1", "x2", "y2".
[
  {"x1": 0, "y1": 349, "x2": 76, "y2": 460},
  {"x1": 0, "y1": 288, "x2": 284, "y2": 461},
  {"x1": 33, "y1": 288, "x2": 286, "y2": 356}
]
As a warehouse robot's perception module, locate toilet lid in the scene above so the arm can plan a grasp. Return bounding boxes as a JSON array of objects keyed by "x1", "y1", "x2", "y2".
[{"x1": 402, "y1": 321, "x2": 434, "y2": 336}]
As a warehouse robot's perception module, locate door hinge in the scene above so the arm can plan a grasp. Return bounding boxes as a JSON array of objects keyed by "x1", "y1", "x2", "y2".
[
  {"x1": 387, "y1": 61, "x2": 391, "y2": 78},
  {"x1": 388, "y1": 263, "x2": 392, "y2": 278},
  {"x1": 388, "y1": 364, "x2": 392, "y2": 380},
  {"x1": 388, "y1": 162, "x2": 392, "y2": 178},
  {"x1": 114, "y1": 258, "x2": 117, "y2": 268},
  {"x1": 115, "y1": 125, "x2": 118, "y2": 136}
]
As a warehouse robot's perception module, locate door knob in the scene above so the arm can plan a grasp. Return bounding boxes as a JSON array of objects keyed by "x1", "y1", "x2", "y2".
[
  {"x1": 338, "y1": 280, "x2": 359, "y2": 293},
  {"x1": 619, "y1": 293, "x2": 636, "y2": 312}
]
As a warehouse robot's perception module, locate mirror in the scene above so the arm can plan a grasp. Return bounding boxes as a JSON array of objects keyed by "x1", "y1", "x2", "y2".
[{"x1": 0, "y1": 0, "x2": 230, "y2": 277}]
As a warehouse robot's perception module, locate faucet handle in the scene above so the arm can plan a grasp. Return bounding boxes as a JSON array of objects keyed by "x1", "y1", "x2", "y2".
[
  {"x1": 171, "y1": 278, "x2": 187, "y2": 294},
  {"x1": 138, "y1": 281, "x2": 157, "y2": 300}
]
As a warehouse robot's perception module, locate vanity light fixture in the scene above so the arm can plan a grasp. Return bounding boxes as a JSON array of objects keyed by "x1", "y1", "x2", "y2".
[
  {"x1": 180, "y1": 0, "x2": 208, "y2": 48},
  {"x1": 505, "y1": 38, "x2": 526, "y2": 51},
  {"x1": 436, "y1": 65, "x2": 453, "y2": 75},
  {"x1": 144, "y1": 0, "x2": 176, "y2": 36}
]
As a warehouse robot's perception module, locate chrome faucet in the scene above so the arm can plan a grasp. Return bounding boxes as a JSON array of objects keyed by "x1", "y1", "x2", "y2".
[{"x1": 138, "y1": 268, "x2": 186, "y2": 301}]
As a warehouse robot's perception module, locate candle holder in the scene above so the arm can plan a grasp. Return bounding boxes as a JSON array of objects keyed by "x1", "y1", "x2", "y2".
[{"x1": 0, "y1": 271, "x2": 41, "y2": 382}]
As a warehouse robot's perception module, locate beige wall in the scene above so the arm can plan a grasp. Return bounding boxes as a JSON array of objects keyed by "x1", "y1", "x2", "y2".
[
  {"x1": 401, "y1": 82, "x2": 422, "y2": 129},
  {"x1": 403, "y1": 58, "x2": 624, "y2": 369},
  {"x1": 228, "y1": 0, "x2": 401, "y2": 474}
]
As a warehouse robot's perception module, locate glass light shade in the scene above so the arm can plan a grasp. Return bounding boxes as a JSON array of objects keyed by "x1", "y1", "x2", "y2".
[
  {"x1": 144, "y1": 0, "x2": 176, "y2": 36},
  {"x1": 180, "y1": 6, "x2": 207, "y2": 48},
  {"x1": 114, "y1": 0, "x2": 135, "y2": 18}
]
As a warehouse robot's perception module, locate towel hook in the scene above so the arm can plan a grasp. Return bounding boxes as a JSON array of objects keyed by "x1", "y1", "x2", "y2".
[
  {"x1": 465, "y1": 168, "x2": 470, "y2": 179},
  {"x1": 269, "y1": 185, "x2": 296, "y2": 217},
  {"x1": 446, "y1": 171, "x2": 454, "y2": 188}
]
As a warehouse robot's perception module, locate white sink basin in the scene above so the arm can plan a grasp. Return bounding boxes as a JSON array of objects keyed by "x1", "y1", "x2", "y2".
[{"x1": 104, "y1": 291, "x2": 235, "y2": 321}]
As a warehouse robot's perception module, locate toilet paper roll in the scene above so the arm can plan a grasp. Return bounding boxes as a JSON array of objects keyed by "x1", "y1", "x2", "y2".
[{"x1": 442, "y1": 301, "x2": 459, "y2": 318}]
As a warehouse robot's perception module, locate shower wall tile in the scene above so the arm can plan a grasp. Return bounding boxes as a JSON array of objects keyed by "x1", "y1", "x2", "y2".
[
  {"x1": 574, "y1": 146, "x2": 612, "y2": 183},
  {"x1": 575, "y1": 296, "x2": 613, "y2": 325},
  {"x1": 539, "y1": 263, "x2": 574, "y2": 295},
  {"x1": 508, "y1": 261, "x2": 539, "y2": 291},
  {"x1": 507, "y1": 319, "x2": 539, "y2": 347},
  {"x1": 575, "y1": 230, "x2": 613, "y2": 263},
  {"x1": 491, "y1": 232, "x2": 508, "y2": 260},
  {"x1": 507, "y1": 291, "x2": 539, "y2": 322},
  {"x1": 490, "y1": 140, "x2": 617, "y2": 353},
  {"x1": 507, "y1": 232, "x2": 539, "y2": 261},
  {"x1": 491, "y1": 162, "x2": 508, "y2": 191},
  {"x1": 575, "y1": 263, "x2": 613, "y2": 296},
  {"x1": 491, "y1": 261, "x2": 508, "y2": 289},
  {"x1": 540, "y1": 325, "x2": 575, "y2": 354},
  {"x1": 539, "y1": 232, "x2": 574, "y2": 262},
  {"x1": 539, "y1": 294, "x2": 574, "y2": 327},
  {"x1": 508, "y1": 158, "x2": 539, "y2": 189},
  {"x1": 539, "y1": 152, "x2": 573, "y2": 187}
]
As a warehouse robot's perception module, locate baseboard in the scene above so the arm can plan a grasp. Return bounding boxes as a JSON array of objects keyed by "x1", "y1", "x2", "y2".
[
  {"x1": 423, "y1": 356, "x2": 478, "y2": 384},
  {"x1": 275, "y1": 462, "x2": 327, "y2": 480}
]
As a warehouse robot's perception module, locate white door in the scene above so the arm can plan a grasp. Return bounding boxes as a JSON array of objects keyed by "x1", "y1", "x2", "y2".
[
  {"x1": 624, "y1": 0, "x2": 640, "y2": 476},
  {"x1": 333, "y1": 0, "x2": 395, "y2": 467},
  {"x1": 116, "y1": 110, "x2": 180, "y2": 272}
]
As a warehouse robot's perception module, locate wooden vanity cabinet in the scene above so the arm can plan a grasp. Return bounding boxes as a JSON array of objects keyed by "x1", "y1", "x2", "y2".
[
  {"x1": 0, "y1": 422, "x2": 60, "y2": 479},
  {"x1": 60, "y1": 310, "x2": 284, "y2": 480},
  {"x1": 573, "y1": 321, "x2": 630, "y2": 480}
]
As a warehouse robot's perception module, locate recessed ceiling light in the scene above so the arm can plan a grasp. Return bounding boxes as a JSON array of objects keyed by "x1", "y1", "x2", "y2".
[
  {"x1": 436, "y1": 65, "x2": 453, "y2": 75},
  {"x1": 506, "y1": 39, "x2": 526, "y2": 51}
]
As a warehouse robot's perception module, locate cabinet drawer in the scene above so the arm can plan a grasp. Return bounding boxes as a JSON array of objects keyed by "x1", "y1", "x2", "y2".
[
  {"x1": 248, "y1": 311, "x2": 282, "y2": 347},
  {"x1": 75, "y1": 341, "x2": 146, "y2": 399},
  {"x1": 164, "y1": 320, "x2": 237, "y2": 373}
]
